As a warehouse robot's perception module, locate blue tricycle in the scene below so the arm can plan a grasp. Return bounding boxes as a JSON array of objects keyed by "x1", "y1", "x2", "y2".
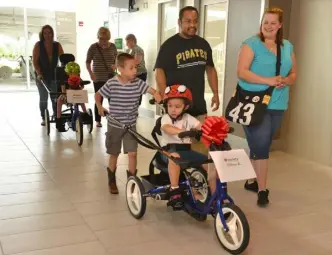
[
  {"x1": 110, "y1": 112, "x2": 251, "y2": 254},
  {"x1": 41, "y1": 54, "x2": 93, "y2": 146}
]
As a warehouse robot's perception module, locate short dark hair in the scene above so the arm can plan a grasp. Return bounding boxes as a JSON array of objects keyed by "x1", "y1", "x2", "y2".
[
  {"x1": 39, "y1": 25, "x2": 54, "y2": 41},
  {"x1": 116, "y1": 53, "x2": 135, "y2": 67},
  {"x1": 125, "y1": 34, "x2": 137, "y2": 44},
  {"x1": 179, "y1": 6, "x2": 199, "y2": 20}
]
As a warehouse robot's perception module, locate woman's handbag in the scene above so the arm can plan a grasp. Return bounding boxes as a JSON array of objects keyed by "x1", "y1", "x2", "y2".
[{"x1": 225, "y1": 42, "x2": 281, "y2": 126}]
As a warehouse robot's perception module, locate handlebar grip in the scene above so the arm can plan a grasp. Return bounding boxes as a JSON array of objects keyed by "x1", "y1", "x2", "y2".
[
  {"x1": 149, "y1": 99, "x2": 164, "y2": 105},
  {"x1": 81, "y1": 80, "x2": 91, "y2": 86},
  {"x1": 178, "y1": 130, "x2": 201, "y2": 139}
]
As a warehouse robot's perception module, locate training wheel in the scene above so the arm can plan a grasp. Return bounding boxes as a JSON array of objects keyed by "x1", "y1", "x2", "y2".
[
  {"x1": 215, "y1": 203, "x2": 250, "y2": 254},
  {"x1": 86, "y1": 108, "x2": 93, "y2": 134},
  {"x1": 44, "y1": 109, "x2": 50, "y2": 135},
  {"x1": 75, "y1": 114, "x2": 83, "y2": 146},
  {"x1": 126, "y1": 176, "x2": 146, "y2": 219}
]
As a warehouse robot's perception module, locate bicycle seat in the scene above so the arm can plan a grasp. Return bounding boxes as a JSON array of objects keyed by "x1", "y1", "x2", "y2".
[{"x1": 60, "y1": 53, "x2": 75, "y2": 65}]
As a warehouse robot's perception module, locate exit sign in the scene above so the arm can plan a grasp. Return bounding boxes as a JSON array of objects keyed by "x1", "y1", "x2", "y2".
[{"x1": 78, "y1": 21, "x2": 84, "y2": 27}]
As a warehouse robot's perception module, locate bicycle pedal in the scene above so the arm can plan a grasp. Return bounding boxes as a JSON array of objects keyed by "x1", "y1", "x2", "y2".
[{"x1": 167, "y1": 201, "x2": 183, "y2": 211}]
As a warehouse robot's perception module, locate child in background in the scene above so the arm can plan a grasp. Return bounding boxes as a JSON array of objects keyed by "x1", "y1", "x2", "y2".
[{"x1": 56, "y1": 61, "x2": 88, "y2": 132}]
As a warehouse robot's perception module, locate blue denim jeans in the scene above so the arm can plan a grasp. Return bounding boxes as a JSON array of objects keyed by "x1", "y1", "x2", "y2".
[
  {"x1": 36, "y1": 79, "x2": 57, "y2": 120},
  {"x1": 243, "y1": 110, "x2": 284, "y2": 160}
]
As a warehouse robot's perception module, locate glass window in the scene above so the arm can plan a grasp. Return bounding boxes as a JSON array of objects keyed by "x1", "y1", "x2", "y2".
[
  {"x1": 160, "y1": 0, "x2": 178, "y2": 44},
  {"x1": 200, "y1": 1, "x2": 228, "y2": 115},
  {"x1": 0, "y1": 7, "x2": 27, "y2": 91},
  {"x1": 26, "y1": 9, "x2": 56, "y2": 89}
]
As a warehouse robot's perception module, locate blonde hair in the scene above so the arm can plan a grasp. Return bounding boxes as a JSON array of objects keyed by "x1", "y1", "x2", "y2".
[
  {"x1": 259, "y1": 7, "x2": 284, "y2": 45},
  {"x1": 97, "y1": 27, "x2": 111, "y2": 40}
]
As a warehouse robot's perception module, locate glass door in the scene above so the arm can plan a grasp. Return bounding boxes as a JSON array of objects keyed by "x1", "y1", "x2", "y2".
[
  {"x1": 160, "y1": 0, "x2": 178, "y2": 44},
  {"x1": 0, "y1": 7, "x2": 28, "y2": 91},
  {"x1": 26, "y1": 8, "x2": 56, "y2": 90},
  {"x1": 156, "y1": 0, "x2": 178, "y2": 116},
  {"x1": 199, "y1": 0, "x2": 228, "y2": 115}
]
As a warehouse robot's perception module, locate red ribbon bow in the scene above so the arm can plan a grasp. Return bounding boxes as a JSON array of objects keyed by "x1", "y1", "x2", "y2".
[
  {"x1": 201, "y1": 116, "x2": 230, "y2": 147},
  {"x1": 67, "y1": 74, "x2": 81, "y2": 89}
]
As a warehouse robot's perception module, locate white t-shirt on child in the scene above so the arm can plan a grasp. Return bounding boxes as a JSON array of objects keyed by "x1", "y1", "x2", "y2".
[{"x1": 161, "y1": 113, "x2": 201, "y2": 146}]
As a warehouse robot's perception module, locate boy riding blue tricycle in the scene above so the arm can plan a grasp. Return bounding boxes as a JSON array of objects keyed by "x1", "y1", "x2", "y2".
[{"x1": 107, "y1": 85, "x2": 253, "y2": 254}]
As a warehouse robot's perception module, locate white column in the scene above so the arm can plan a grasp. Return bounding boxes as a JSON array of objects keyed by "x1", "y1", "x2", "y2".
[{"x1": 23, "y1": 7, "x2": 31, "y2": 89}]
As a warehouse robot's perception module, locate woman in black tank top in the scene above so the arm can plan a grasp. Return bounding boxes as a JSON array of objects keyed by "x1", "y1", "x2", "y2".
[{"x1": 32, "y1": 25, "x2": 64, "y2": 126}]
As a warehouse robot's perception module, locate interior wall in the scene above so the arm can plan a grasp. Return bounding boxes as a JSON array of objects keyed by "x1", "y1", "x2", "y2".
[
  {"x1": 75, "y1": 0, "x2": 109, "y2": 80},
  {"x1": 268, "y1": 0, "x2": 292, "y2": 38},
  {"x1": 109, "y1": 0, "x2": 159, "y2": 112},
  {"x1": 222, "y1": 0, "x2": 263, "y2": 137},
  {"x1": 107, "y1": 0, "x2": 198, "y2": 114},
  {"x1": 281, "y1": 0, "x2": 332, "y2": 165},
  {"x1": 267, "y1": 0, "x2": 292, "y2": 146},
  {"x1": 107, "y1": 0, "x2": 265, "y2": 122}
]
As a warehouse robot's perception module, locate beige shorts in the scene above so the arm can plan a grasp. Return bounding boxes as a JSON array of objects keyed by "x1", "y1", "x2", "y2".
[{"x1": 105, "y1": 125, "x2": 137, "y2": 156}]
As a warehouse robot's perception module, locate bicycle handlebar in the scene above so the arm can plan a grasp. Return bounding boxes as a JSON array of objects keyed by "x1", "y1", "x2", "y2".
[
  {"x1": 178, "y1": 126, "x2": 234, "y2": 144},
  {"x1": 149, "y1": 99, "x2": 164, "y2": 105},
  {"x1": 64, "y1": 80, "x2": 91, "y2": 86},
  {"x1": 178, "y1": 130, "x2": 202, "y2": 139}
]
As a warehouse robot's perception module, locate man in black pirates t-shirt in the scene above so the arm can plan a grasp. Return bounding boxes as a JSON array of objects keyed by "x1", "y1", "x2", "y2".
[{"x1": 154, "y1": 6, "x2": 220, "y2": 118}]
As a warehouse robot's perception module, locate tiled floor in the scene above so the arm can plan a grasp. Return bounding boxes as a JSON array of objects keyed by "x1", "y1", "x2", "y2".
[{"x1": 0, "y1": 91, "x2": 331, "y2": 255}]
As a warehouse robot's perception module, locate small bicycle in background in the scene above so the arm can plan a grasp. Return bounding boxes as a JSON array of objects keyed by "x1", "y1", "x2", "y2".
[{"x1": 41, "y1": 53, "x2": 93, "y2": 146}]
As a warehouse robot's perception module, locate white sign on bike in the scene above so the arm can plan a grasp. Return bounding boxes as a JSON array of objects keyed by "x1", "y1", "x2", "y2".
[
  {"x1": 66, "y1": 90, "x2": 89, "y2": 104},
  {"x1": 209, "y1": 149, "x2": 256, "y2": 183}
]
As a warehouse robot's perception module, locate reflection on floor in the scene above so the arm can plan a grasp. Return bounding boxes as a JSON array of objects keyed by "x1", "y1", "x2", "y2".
[
  {"x1": 0, "y1": 78, "x2": 35, "y2": 92},
  {"x1": 0, "y1": 92, "x2": 331, "y2": 255}
]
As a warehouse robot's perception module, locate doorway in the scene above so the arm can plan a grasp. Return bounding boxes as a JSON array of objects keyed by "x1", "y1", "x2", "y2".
[{"x1": 199, "y1": 0, "x2": 228, "y2": 115}]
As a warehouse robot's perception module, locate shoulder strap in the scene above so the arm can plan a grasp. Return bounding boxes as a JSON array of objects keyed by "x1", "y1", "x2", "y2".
[
  {"x1": 276, "y1": 41, "x2": 281, "y2": 76},
  {"x1": 267, "y1": 41, "x2": 282, "y2": 94},
  {"x1": 38, "y1": 41, "x2": 48, "y2": 70},
  {"x1": 96, "y1": 43, "x2": 109, "y2": 71}
]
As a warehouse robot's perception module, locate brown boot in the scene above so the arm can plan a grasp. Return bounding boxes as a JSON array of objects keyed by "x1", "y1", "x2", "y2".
[{"x1": 107, "y1": 168, "x2": 119, "y2": 194}]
